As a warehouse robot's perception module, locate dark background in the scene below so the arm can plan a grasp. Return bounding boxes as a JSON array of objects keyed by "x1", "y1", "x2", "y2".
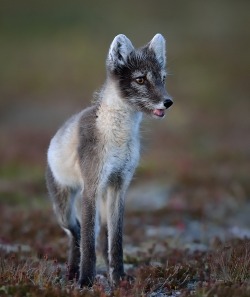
[{"x1": 0, "y1": 0, "x2": 250, "y2": 231}]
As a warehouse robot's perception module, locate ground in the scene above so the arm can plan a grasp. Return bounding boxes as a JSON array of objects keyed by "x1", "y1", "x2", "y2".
[{"x1": 0, "y1": 140, "x2": 250, "y2": 296}]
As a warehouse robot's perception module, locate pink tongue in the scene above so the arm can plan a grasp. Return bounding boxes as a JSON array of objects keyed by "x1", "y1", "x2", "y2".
[{"x1": 153, "y1": 109, "x2": 165, "y2": 117}]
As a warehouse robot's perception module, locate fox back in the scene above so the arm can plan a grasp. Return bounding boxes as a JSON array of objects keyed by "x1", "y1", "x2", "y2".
[{"x1": 46, "y1": 33, "x2": 173, "y2": 287}]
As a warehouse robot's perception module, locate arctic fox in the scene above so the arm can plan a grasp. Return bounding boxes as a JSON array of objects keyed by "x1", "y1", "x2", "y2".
[{"x1": 46, "y1": 34, "x2": 173, "y2": 287}]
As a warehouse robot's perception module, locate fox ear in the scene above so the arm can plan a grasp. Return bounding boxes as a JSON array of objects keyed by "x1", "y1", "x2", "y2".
[
  {"x1": 149, "y1": 34, "x2": 166, "y2": 67},
  {"x1": 107, "y1": 34, "x2": 134, "y2": 70}
]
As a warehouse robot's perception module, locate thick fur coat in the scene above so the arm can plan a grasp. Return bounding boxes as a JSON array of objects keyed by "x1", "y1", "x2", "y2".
[{"x1": 46, "y1": 33, "x2": 173, "y2": 287}]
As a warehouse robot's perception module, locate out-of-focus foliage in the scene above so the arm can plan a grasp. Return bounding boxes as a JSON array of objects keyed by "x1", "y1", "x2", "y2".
[{"x1": 0, "y1": 1, "x2": 249, "y2": 184}]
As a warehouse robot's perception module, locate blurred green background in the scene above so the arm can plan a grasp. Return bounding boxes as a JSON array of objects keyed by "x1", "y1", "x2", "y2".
[{"x1": 0, "y1": 0, "x2": 250, "y2": 203}]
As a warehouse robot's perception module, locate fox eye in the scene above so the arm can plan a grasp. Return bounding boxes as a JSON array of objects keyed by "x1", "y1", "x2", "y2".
[{"x1": 135, "y1": 77, "x2": 145, "y2": 85}]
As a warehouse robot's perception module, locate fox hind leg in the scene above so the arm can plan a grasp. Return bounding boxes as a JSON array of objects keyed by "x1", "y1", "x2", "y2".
[
  {"x1": 67, "y1": 219, "x2": 81, "y2": 281},
  {"x1": 46, "y1": 166, "x2": 81, "y2": 281}
]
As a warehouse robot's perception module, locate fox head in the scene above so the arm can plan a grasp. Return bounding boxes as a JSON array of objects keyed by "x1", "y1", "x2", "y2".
[{"x1": 106, "y1": 34, "x2": 173, "y2": 118}]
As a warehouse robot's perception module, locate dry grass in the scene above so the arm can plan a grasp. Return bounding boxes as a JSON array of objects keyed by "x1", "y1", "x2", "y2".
[{"x1": 0, "y1": 203, "x2": 249, "y2": 297}]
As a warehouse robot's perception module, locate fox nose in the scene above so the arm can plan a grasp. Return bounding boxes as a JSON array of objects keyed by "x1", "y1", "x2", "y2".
[{"x1": 164, "y1": 99, "x2": 173, "y2": 109}]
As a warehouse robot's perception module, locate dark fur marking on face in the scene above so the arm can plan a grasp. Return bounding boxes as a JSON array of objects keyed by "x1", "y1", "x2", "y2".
[{"x1": 111, "y1": 47, "x2": 166, "y2": 111}]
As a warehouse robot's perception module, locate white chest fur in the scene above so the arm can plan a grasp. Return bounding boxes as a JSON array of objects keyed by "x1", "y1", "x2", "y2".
[{"x1": 96, "y1": 98, "x2": 142, "y2": 180}]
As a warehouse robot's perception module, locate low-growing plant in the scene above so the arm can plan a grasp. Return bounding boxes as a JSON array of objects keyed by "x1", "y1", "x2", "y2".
[{"x1": 211, "y1": 239, "x2": 250, "y2": 283}]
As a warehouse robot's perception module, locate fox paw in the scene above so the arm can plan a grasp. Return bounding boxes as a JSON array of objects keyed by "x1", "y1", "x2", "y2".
[
  {"x1": 110, "y1": 272, "x2": 134, "y2": 287},
  {"x1": 68, "y1": 267, "x2": 79, "y2": 282},
  {"x1": 77, "y1": 276, "x2": 94, "y2": 288}
]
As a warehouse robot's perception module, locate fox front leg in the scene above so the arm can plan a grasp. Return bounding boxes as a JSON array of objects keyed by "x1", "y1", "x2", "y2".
[
  {"x1": 107, "y1": 185, "x2": 126, "y2": 286},
  {"x1": 78, "y1": 188, "x2": 96, "y2": 287}
]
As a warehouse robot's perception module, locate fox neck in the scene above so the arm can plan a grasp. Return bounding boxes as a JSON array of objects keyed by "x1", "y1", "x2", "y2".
[{"x1": 96, "y1": 78, "x2": 142, "y2": 145}]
